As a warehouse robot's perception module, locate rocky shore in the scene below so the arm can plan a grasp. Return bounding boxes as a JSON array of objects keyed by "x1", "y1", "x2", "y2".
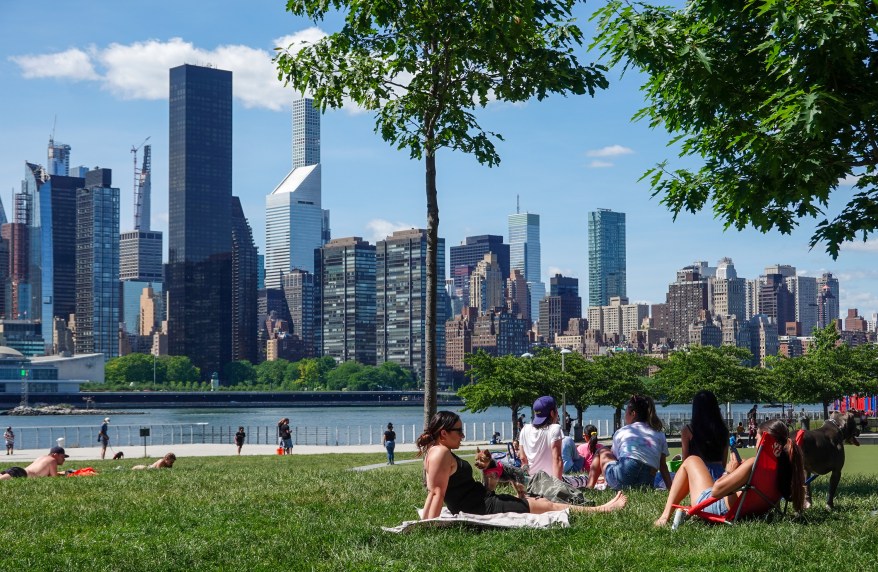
[{"x1": 2, "y1": 405, "x2": 141, "y2": 416}]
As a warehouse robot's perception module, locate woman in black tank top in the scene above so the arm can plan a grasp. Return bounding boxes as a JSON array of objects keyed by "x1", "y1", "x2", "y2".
[{"x1": 417, "y1": 411, "x2": 628, "y2": 519}]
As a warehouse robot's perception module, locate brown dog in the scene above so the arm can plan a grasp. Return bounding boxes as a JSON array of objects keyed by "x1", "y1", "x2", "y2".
[
  {"x1": 797, "y1": 410, "x2": 861, "y2": 509},
  {"x1": 473, "y1": 447, "x2": 527, "y2": 499}
]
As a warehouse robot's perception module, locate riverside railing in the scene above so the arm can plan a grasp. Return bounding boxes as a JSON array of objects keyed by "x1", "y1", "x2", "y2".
[{"x1": 7, "y1": 410, "x2": 826, "y2": 451}]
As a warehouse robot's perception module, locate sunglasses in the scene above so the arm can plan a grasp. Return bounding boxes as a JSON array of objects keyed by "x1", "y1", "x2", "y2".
[{"x1": 447, "y1": 427, "x2": 465, "y2": 435}]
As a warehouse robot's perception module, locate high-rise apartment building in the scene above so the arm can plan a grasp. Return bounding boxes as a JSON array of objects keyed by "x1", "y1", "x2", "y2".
[
  {"x1": 376, "y1": 229, "x2": 447, "y2": 383},
  {"x1": 785, "y1": 275, "x2": 818, "y2": 336},
  {"x1": 47, "y1": 137, "x2": 71, "y2": 177},
  {"x1": 292, "y1": 97, "x2": 320, "y2": 169},
  {"x1": 469, "y1": 253, "x2": 505, "y2": 313},
  {"x1": 508, "y1": 211, "x2": 544, "y2": 323},
  {"x1": 588, "y1": 209, "x2": 626, "y2": 308},
  {"x1": 316, "y1": 237, "x2": 376, "y2": 364},
  {"x1": 759, "y1": 273, "x2": 795, "y2": 335},
  {"x1": 505, "y1": 269, "x2": 530, "y2": 323},
  {"x1": 282, "y1": 269, "x2": 315, "y2": 360},
  {"x1": 167, "y1": 64, "x2": 233, "y2": 379},
  {"x1": 74, "y1": 168, "x2": 120, "y2": 358},
  {"x1": 666, "y1": 265, "x2": 709, "y2": 346},
  {"x1": 449, "y1": 235, "x2": 509, "y2": 306},
  {"x1": 230, "y1": 196, "x2": 258, "y2": 364},
  {"x1": 711, "y1": 257, "x2": 746, "y2": 320},
  {"x1": 540, "y1": 274, "x2": 582, "y2": 343}
]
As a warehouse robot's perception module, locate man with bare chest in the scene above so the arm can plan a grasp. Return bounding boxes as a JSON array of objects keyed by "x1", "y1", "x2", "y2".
[{"x1": 0, "y1": 446, "x2": 68, "y2": 480}]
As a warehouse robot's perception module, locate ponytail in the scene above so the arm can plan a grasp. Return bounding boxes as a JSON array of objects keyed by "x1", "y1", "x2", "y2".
[
  {"x1": 417, "y1": 411, "x2": 461, "y2": 457},
  {"x1": 584, "y1": 424, "x2": 599, "y2": 454}
]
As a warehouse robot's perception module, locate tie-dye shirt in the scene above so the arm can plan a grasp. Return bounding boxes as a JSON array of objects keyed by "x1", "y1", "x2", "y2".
[{"x1": 611, "y1": 421, "x2": 669, "y2": 470}]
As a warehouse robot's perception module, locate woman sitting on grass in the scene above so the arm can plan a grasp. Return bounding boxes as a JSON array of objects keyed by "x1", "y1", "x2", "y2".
[
  {"x1": 654, "y1": 419, "x2": 805, "y2": 526},
  {"x1": 418, "y1": 411, "x2": 627, "y2": 519},
  {"x1": 587, "y1": 395, "x2": 672, "y2": 490}
]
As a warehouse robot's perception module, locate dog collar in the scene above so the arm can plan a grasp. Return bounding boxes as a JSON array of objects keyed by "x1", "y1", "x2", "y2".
[
  {"x1": 484, "y1": 464, "x2": 503, "y2": 479},
  {"x1": 829, "y1": 417, "x2": 843, "y2": 431}
]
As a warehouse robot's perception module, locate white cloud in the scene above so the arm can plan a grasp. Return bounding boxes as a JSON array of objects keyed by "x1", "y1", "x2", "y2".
[
  {"x1": 10, "y1": 30, "x2": 328, "y2": 111},
  {"x1": 10, "y1": 48, "x2": 100, "y2": 80},
  {"x1": 586, "y1": 144, "x2": 634, "y2": 158},
  {"x1": 365, "y1": 219, "x2": 415, "y2": 243},
  {"x1": 838, "y1": 174, "x2": 861, "y2": 186},
  {"x1": 840, "y1": 239, "x2": 878, "y2": 253},
  {"x1": 587, "y1": 160, "x2": 614, "y2": 168}
]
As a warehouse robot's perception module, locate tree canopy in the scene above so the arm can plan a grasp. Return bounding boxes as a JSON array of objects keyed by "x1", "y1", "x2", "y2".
[
  {"x1": 276, "y1": 0, "x2": 608, "y2": 428},
  {"x1": 593, "y1": 0, "x2": 878, "y2": 257},
  {"x1": 592, "y1": 351, "x2": 654, "y2": 430},
  {"x1": 652, "y1": 345, "x2": 761, "y2": 404}
]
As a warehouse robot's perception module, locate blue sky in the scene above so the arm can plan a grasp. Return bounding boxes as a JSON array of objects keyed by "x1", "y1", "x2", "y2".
[{"x1": 1, "y1": 0, "x2": 876, "y2": 320}]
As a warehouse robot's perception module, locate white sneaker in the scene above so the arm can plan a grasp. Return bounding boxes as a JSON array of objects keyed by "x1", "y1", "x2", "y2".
[{"x1": 671, "y1": 508, "x2": 687, "y2": 530}]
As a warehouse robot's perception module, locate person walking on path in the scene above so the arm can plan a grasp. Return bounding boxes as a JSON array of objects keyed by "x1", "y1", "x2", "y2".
[
  {"x1": 278, "y1": 418, "x2": 293, "y2": 455},
  {"x1": 0, "y1": 446, "x2": 68, "y2": 479},
  {"x1": 383, "y1": 423, "x2": 396, "y2": 465},
  {"x1": 98, "y1": 418, "x2": 110, "y2": 460},
  {"x1": 235, "y1": 426, "x2": 246, "y2": 455},
  {"x1": 4, "y1": 426, "x2": 13, "y2": 455}
]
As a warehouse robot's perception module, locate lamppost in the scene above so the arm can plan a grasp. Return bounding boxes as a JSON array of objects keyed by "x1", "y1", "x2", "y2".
[
  {"x1": 520, "y1": 352, "x2": 533, "y2": 431},
  {"x1": 560, "y1": 348, "x2": 572, "y2": 436},
  {"x1": 152, "y1": 353, "x2": 157, "y2": 390}
]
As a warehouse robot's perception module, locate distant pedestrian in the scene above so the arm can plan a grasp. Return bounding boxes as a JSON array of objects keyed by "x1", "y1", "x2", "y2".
[
  {"x1": 799, "y1": 408, "x2": 810, "y2": 431},
  {"x1": 4, "y1": 426, "x2": 13, "y2": 455},
  {"x1": 383, "y1": 423, "x2": 396, "y2": 465},
  {"x1": 278, "y1": 418, "x2": 293, "y2": 455},
  {"x1": 235, "y1": 426, "x2": 246, "y2": 455},
  {"x1": 517, "y1": 414, "x2": 525, "y2": 436},
  {"x1": 98, "y1": 417, "x2": 110, "y2": 459}
]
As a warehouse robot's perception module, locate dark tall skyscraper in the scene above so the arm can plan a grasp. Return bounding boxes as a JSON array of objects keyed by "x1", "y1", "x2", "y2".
[
  {"x1": 231, "y1": 196, "x2": 258, "y2": 364},
  {"x1": 167, "y1": 64, "x2": 233, "y2": 379}
]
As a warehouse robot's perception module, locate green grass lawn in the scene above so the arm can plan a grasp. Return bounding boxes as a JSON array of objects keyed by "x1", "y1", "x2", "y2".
[{"x1": 2, "y1": 448, "x2": 877, "y2": 571}]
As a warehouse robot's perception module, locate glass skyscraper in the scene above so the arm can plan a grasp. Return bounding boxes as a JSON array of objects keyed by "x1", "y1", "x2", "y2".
[
  {"x1": 292, "y1": 98, "x2": 320, "y2": 169},
  {"x1": 75, "y1": 168, "x2": 120, "y2": 358},
  {"x1": 167, "y1": 64, "x2": 233, "y2": 378},
  {"x1": 588, "y1": 209, "x2": 627, "y2": 308},
  {"x1": 508, "y1": 212, "x2": 544, "y2": 323}
]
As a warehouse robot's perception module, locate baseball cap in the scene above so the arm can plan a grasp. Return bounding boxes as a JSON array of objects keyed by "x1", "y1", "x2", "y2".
[
  {"x1": 532, "y1": 396, "x2": 557, "y2": 426},
  {"x1": 50, "y1": 446, "x2": 69, "y2": 458},
  {"x1": 104, "y1": 417, "x2": 110, "y2": 423}
]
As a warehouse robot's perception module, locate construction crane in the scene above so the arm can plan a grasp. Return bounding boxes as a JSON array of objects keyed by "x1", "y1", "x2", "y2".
[{"x1": 131, "y1": 136, "x2": 151, "y2": 231}]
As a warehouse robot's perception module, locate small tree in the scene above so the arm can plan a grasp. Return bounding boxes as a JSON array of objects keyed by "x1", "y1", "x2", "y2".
[
  {"x1": 223, "y1": 360, "x2": 257, "y2": 387},
  {"x1": 276, "y1": 0, "x2": 607, "y2": 429},
  {"x1": 592, "y1": 351, "x2": 653, "y2": 431},
  {"x1": 653, "y1": 346, "x2": 760, "y2": 405}
]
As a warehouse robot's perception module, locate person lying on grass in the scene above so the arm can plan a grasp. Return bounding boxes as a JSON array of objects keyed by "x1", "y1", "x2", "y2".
[
  {"x1": 418, "y1": 411, "x2": 627, "y2": 519},
  {"x1": 0, "y1": 446, "x2": 68, "y2": 479},
  {"x1": 654, "y1": 419, "x2": 805, "y2": 527},
  {"x1": 132, "y1": 452, "x2": 176, "y2": 470}
]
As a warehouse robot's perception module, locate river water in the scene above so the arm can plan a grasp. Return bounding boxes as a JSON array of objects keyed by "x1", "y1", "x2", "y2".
[{"x1": 2, "y1": 402, "x2": 817, "y2": 451}]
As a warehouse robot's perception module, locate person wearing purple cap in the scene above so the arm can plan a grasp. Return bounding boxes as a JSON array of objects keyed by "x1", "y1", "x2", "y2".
[
  {"x1": 0, "y1": 446, "x2": 68, "y2": 480},
  {"x1": 518, "y1": 396, "x2": 564, "y2": 479}
]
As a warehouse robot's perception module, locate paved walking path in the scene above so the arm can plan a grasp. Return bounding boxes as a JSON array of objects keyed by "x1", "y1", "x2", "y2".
[{"x1": 1, "y1": 442, "x2": 487, "y2": 464}]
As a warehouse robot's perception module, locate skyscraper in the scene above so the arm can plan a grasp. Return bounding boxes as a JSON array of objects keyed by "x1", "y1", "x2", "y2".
[
  {"x1": 75, "y1": 168, "x2": 120, "y2": 358},
  {"x1": 711, "y1": 257, "x2": 746, "y2": 320},
  {"x1": 588, "y1": 209, "x2": 626, "y2": 308},
  {"x1": 449, "y1": 235, "x2": 509, "y2": 306},
  {"x1": 167, "y1": 64, "x2": 233, "y2": 379},
  {"x1": 376, "y1": 229, "x2": 447, "y2": 382},
  {"x1": 785, "y1": 275, "x2": 818, "y2": 336},
  {"x1": 282, "y1": 269, "x2": 315, "y2": 359},
  {"x1": 508, "y1": 211, "x2": 544, "y2": 323},
  {"x1": 666, "y1": 265, "x2": 709, "y2": 346},
  {"x1": 265, "y1": 98, "x2": 329, "y2": 286},
  {"x1": 230, "y1": 196, "x2": 258, "y2": 363},
  {"x1": 816, "y1": 272, "x2": 840, "y2": 328},
  {"x1": 469, "y1": 252, "x2": 504, "y2": 313},
  {"x1": 316, "y1": 236, "x2": 376, "y2": 364}
]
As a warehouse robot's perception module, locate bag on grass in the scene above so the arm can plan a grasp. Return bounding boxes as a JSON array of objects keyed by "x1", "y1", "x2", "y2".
[{"x1": 525, "y1": 471, "x2": 593, "y2": 506}]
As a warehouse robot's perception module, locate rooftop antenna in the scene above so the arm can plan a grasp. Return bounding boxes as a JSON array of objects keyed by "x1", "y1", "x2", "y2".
[
  {"x1": 50, "y1": 115, "x2": 57, "y2": 144},
  {"x1": 131, "y1": 136, "x2": 151, "y2": 230},
  {"x1": 516, "y1": 194, "x2": 520, "y2": 214}
]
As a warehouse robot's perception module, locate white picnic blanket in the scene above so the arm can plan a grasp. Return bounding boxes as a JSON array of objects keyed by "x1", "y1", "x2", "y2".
[{"x1": 382, "y1": 507, "x2": 570, "y2": 533}]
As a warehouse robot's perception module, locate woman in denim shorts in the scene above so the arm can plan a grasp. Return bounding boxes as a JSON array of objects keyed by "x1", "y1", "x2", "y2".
[{"x1": 587, "y1": 395, "x2": 672, "y2": 490}]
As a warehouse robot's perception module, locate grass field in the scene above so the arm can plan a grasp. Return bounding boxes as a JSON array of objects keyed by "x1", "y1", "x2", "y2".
[{"x1": 2, "y1": 448, "x2": 877, "y2": 571}]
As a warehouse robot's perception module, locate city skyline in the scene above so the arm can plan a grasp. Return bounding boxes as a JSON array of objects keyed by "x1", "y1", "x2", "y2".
[{"x1": 1, "y1": 1, "x2": 876, "y2": 319}]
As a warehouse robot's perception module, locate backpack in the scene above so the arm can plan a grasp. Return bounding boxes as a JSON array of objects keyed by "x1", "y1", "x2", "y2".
[{"x1": 525, "y1": 471, "x2": 593, "y2": 506}]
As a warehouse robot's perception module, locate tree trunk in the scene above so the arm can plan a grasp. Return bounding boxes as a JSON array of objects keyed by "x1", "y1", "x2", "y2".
[
  {"x1": 822, "y1": 399, "x2": 830, "y2": 420},
  {"x1": 614, "y1": 406, "x2": 622, "y2": 432},
  {"x1": 423, "y1": 149, "x2": 439, "y2": 430},
  {"x1": 511, "y1": 403, "x2": 520, "y2": 440}
]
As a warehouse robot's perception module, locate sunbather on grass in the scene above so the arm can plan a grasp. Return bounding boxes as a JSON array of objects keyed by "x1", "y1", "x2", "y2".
[
  {"x1": 418, "y1": 411, "x2": 626, "y2": 519},
  {"x1": 654, "y1": 419, "x2": 805, "y2": 527}
]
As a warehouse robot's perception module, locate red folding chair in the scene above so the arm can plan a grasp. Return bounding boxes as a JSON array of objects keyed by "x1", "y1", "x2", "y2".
[{"x1": 671, "y1": 433, "x2": 784, "y2": 529}]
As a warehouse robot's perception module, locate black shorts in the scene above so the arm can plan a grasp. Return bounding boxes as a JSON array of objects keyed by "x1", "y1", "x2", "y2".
[
  {"x1": 2, "y1": 466, "x2": 27, "y2": 478},
  {"x1": 483, "y1": 491, "x2": 529, "y2": 514}
]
